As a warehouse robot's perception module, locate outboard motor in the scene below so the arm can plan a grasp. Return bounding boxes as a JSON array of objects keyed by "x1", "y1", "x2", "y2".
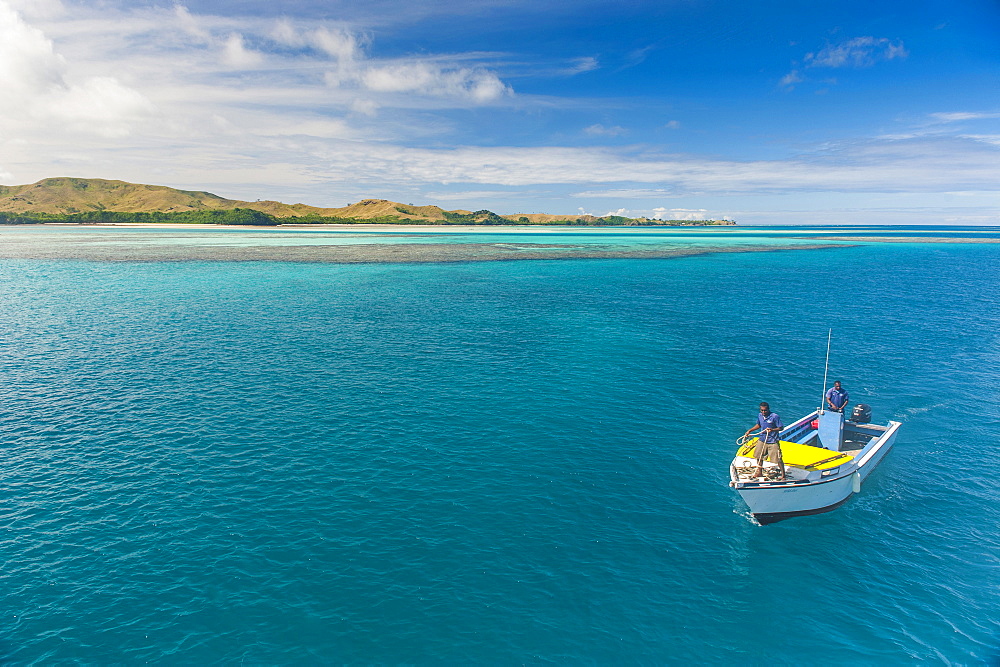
[{"x1": 850, "y1": 403, "x2": 872, "y2": 424}]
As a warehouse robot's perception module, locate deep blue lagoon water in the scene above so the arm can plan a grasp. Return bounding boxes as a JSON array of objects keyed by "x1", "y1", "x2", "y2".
[{"x1": 0, "y1": 227, "x2": 998, "y2": 663}]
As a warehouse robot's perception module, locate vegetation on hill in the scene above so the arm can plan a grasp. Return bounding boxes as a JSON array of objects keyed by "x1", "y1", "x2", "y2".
[{"x1": 0, "y1": 209, "x2": 278, "y2": 226}]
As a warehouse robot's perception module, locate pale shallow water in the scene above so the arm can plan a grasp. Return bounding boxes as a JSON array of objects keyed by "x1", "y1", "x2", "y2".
[{"x1": 0, "y1": 226, "x2": 997, "y2": 663}]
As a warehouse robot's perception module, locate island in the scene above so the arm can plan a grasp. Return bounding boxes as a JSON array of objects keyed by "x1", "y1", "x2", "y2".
[{"x1": 0, "y1": 177, "x2": 736, "y2": 227}]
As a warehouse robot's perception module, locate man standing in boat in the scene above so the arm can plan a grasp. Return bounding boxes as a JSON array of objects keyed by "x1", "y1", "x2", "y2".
[
  {"x1": 825, "y1": 380, "x2": 849, "y2": 413},
  {"x1": 744, "y1": 402, "x2": 785, "y2": 481}
]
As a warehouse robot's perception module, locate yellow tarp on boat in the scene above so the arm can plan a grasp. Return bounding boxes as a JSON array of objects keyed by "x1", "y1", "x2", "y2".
[{"x1": 738, "y1": 439, "x2": 854, "y2": 470}]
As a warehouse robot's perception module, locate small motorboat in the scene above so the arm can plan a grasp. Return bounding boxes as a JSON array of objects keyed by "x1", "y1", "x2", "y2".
[{"x1": 729, "y1": 403, "x2": 901, "y2": 524}]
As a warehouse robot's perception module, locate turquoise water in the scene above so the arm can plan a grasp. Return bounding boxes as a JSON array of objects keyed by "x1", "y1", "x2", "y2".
[{"x1": 0, "y1": 228, "x2": 998, "y2": 663}]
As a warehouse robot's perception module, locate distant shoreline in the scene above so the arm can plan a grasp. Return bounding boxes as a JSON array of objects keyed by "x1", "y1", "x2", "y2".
[
  {"x1": 26, "y1": 222, "x2": 737, "y2": 232},
  {"x1": 5, "y1": 220, "x2": 736, "y2": 229}
]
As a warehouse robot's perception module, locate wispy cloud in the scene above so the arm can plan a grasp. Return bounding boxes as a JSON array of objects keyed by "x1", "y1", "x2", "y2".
[
  {"x1": 779, "y1": 70, "x2": 803, "y2": 90},
  {"x1": 805, "y1": 37, "x2": 908, "y2": 69},
  {"x1": 929, "y1": 111, "x2": 1000, "y2": 123},
  {"x1": 573, "y1": 188, "x2": 673, "y2": 198},
  {"x1": 583, "y1": 123, "x2": 627, "y2": 137},
  {"x1": 621, "y1": 44, "x2": 656, "y2": 70},
  {"x1": 223, "y1": 135, "x2": 998, "y2": 197},
  {"x1": 782, "y1": 36, "x2": 907, "y2": 90},
  {"x1": 563, "y1": 56, "x2": 598, "y2": 75},
  {"x1": 651, "y1": 207, "x2": 710, "y2": 221}
]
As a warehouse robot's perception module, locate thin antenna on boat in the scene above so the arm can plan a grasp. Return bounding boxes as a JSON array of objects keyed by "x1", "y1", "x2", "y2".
[{"x1": 819, "y1": 328, "x2": 832, "y2": 414}]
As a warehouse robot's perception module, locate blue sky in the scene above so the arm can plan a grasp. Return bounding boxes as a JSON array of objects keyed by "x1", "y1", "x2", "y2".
[{"x1": 1, "y1": 0, "x2": 998, "y2": 224}]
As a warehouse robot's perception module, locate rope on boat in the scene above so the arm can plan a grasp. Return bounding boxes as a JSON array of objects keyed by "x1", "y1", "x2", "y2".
[{"x1": 734, "y1": 465, "x2": 786, "y2": 481}]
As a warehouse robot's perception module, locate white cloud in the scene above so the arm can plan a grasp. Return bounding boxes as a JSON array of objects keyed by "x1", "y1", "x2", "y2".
[
  {"x1": 805, "y1": 37, "x2": 907, "y2": 69},
  {"x1": 664, "y1": 120, "x2": 680, "y2": 129}
]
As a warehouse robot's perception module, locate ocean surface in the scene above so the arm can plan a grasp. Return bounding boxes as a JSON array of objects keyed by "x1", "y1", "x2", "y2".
[{"x1": 0, "y1": 225, "x2": 997, "y2": 664}]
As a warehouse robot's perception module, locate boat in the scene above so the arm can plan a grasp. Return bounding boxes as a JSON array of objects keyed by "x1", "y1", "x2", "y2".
[{"x1": 729, "y1": 403, "x2": 902, "y2": 524}]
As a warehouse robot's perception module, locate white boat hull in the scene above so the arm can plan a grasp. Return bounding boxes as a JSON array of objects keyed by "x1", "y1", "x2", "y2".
[{"x1": 736, "y1": 474, "x2": 857, "y2": 524}]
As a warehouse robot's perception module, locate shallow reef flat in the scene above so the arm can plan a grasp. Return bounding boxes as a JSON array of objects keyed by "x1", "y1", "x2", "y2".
[
  {"x1": 0, "y1": 236, "x2": 850, "y2": 263},
  {"x1": 812, "y1": 236, "x2": 1000, "y2": 243}
]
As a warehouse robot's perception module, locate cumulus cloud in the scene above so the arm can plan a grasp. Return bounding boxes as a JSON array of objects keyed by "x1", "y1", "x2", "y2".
[
  {"x1": 805, "y1": 37, "x2": 907, "y2": 69},
  {"x1": 0, "y1": 1, "x2": 64, "y2": 100},
  {"x1": 0, "y1": 1, "x2": 155, "y2": 136}
]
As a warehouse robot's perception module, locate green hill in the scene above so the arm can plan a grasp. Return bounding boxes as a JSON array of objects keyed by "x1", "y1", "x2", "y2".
[{"x1": 0, "y1": 177, "x2": 736, "y2": 226}]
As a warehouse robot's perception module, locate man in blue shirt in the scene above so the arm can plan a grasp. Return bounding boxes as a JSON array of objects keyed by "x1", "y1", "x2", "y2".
[
  {"x1": 744, "y1": 402, "x2": 785, "y2": 481},
  {"x1": 825, "y1": 380, "x2": 849, "y2": 413}
]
